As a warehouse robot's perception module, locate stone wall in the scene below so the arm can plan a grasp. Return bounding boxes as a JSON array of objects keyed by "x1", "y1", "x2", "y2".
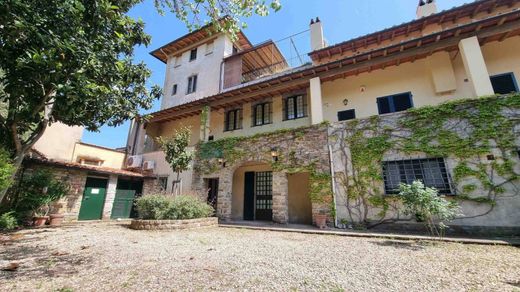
[
  {"x1": 22, "y1": 164, "x2": 88, "y2": 222},
  {"x1": 192, "y1": 125, "x2": 332, "y2": 224},
  {"x1": 129, "y1": 217, "x2": 218, "y2": 230}
]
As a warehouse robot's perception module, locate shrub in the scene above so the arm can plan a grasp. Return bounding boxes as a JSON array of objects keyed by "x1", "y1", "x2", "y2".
[
  {"x1": 0, "y1": 211, "x2": 18, "y2": 230},
  {"x1": 399, "y1": 180, "x2": 461, "y2": 238},
  {"x1": 135, "y1": 194, "x2": 214, "y2": 220},
  {"x1": 135, "y1": 194, "x2": 172, "y2": 220},
  {"x1": 0, "y1": 148, "x2": 14, "y2": 193},
  {"x1": 165, "y1": 195, "x2": 214, "y2": 220}
]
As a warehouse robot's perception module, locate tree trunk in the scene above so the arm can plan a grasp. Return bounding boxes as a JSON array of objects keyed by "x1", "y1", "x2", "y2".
[{"x1": 0, "y1": 152, "x2": 25, "y2": 204}]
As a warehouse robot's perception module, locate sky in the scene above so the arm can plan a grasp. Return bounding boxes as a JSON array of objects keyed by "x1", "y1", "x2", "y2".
[{"x1": 82, "y1": 0, "x2": 470, "y2": 148}]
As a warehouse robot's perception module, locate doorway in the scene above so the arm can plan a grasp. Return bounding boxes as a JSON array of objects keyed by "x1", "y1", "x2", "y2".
[
  {"x1": 78, "y1": 177, "x2": 108, "y2": 220},
  {"x1": 244, "y1": 171, "x2": 273, "y2": 221},
  {"x1": 206, "y1": 178, "x2": 219, "y2": 211}
]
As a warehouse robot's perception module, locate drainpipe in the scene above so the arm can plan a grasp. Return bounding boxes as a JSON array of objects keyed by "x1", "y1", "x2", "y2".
[
  {"x1": 219, "y1": 60, "x2": 225, "y2": 92},
  {"x1": 328, "y1": 144, "x2": 338, "y2": 228}
]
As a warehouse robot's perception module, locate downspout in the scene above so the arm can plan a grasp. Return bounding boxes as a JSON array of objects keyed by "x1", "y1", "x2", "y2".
[
  {"x1": 328, "y1": 144, "x2": 338, "y2": 228},
  {"x1": 131, "y1": 119, "x2": 140, "y2": 156},
  {"x1": 219, "y1": 60, "x2": 225, "y2": 93}
]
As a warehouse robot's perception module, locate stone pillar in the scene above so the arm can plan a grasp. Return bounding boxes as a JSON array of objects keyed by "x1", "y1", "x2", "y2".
[
  {"x1": 309, "y1": 77, "x2": 324, "y2": 125},
  {"x1": 102, "y1": 175, "x2": 118, "y2": 219},
  {"x1": 216, "y1": 170, "x2": 232, "y2": 221},
  {"x1": 459, "y1": 36, "x2": 494, "y2": 97},
  {"x1": 272, "y1": 172, "x2": 288, "y2": 224},
  {"x1": 426, "y1": 51, "x2": 456, "y2": 94},
  {"x1": 199, "y1": 106, "x2": 211, "y2": 142}
]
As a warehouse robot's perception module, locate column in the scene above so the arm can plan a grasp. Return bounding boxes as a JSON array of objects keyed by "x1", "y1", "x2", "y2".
[
  {"x1": 272, "y1": 172, "x2": 288, "y2": 224},
  {"x1": 458, "y1": 36, "x2": 494, "y2": 97},
  {"x1": 102, "y1": 175, "x2": 118, "y2": 219},
  {"x1": 309, "y1": 77, "x2": 324, "y2": 125},
  {"x1": 199, "y1": 106, "x2": 211, "y2": 142}
]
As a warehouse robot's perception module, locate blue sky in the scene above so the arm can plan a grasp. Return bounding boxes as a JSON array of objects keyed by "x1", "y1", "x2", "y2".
[{"x1": 83, "y1": 0, "x2": 469, "y2": 148}]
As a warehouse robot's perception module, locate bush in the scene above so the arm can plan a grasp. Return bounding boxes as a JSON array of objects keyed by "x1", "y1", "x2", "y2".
[
  {"x1": 399, "y1": 180, "x2": 461, "y2": 237},
  {"x1": 135, "y1": 194, "x2": 172, "y2": 220},
  {"x1": 135, "y1": 194, "x2": 214, "y2": 220},
  {"x1": 0, "y1": 211, "x2": 18, "y2": 230}
]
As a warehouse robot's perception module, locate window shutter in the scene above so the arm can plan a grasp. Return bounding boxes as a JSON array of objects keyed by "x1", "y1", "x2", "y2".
[
  {"x1": 251, "y1": 104, "x2": 256, "y2": 127},
  {"x1": 224, "y1": 110, "x2": 229, "y2": 131},
  {"x1": 193, "y1": 75, "x2": 198, "y2": 92},
  {"x1": 238, "y1": 108, "x2": 243, "y2": 129},
  {"x1": 302, "y1": 95, "x2": 308, "y2": 117},
  {"x1": 267, "y1": 102, "x2": 272, "y2": 124}
]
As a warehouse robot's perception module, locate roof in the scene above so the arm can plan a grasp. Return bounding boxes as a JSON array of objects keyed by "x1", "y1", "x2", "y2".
[
  {"x1": 150, "y1": 18, "x2": 253, "y2": 63},
  {"x1": 309, "y1": 0, "x2": 518, "y2": 61},
  {"x1": 26, "y1": 156, "x2": 150, "y2": 178},
  {"x1": 224, "y1": 40, "x2": 289, "y2": 83},
  {"x1": 147, "y1": 1, "x2": 520, "y2": 123}
]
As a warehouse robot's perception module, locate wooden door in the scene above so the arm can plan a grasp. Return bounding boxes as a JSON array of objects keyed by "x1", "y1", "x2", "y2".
[
  {"x1": 110, "y1": 189, "x2": 136, "y2": 219},
  {"x1": 78, "y1": 177, "x2": 107, "y2": 220},
  {"x1": 243, "y1": 172, "x2": 255, "y2": 220},
  {"x1": 254, "y1": 171, "x2": 272, "y2": 221}
]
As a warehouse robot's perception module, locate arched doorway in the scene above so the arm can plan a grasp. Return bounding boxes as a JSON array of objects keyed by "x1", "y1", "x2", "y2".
[{"x1": 231, "y1": 162, "x2": 273, "y2": 221}]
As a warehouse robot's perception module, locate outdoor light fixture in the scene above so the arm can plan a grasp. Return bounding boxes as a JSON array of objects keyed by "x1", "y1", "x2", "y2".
[
  {"x1": 342, "y1": 98, "x2": 349, "y2": 106},
  {"x1": 271, "y1": 147, "x2": 279, "y2": 162},
  {"x1": 217, "y1": 158, "x2": 226, "y2": 168}
]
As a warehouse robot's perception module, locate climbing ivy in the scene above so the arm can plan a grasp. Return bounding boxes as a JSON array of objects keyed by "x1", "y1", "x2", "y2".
[
  {"x1": 194, "y1": 125, "x2": 333, "y2": 204},
  {"x1": 331, "y1": 94, "x2": 520, "y2": 227}
]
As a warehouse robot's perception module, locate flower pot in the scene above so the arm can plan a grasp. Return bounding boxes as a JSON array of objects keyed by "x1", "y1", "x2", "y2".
[
  {"x1": 33, "y1": 216, "x2": 49, "y2": 227},
  {"x1": 49, "y1": 214, "x2": 65, "y2": 226},
  {"x1": 315, "y1": 214, "x2": 328, "y2": 229}
]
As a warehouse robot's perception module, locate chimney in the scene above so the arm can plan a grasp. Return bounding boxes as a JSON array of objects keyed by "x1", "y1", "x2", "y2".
[
  {"x1": 310, "y1": 17, "x2": 324, "y2": 51},
  {"x1": 416, "y1": 0, "x2": 437, "y2": 19}
]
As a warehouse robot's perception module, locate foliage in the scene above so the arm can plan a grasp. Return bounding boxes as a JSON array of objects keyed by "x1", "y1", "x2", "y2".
[
  {"x1": 0, "y1": 0, "x2": 162, "y2": 202},
  {"x1": 135, "y1": 194, "x2": 213, "y2": 220},
  {"x1": 0, "y1": 211, "x2": 18, "y2": 230},
  {"x1": 157, "y1": 126, "x2": 193, "y2": 181},
  {"x1": 0, "y1": 148, "x2": 14, "y2": 193},
  {"x1": 330, "y1": 94, "x2": 520, "y2": 228},
  {"x1": 135, "y1": 194, "x2": 172, "y2": 220},
  {"x1": 399, "y1": 181, "x2": 460, "y2": 237},
  {"x1": 12, "y1": 169, "x2": 70, "y2": 217},
  {"x1": 153, "y1": 0, "x2": 281, "y2": 40}
]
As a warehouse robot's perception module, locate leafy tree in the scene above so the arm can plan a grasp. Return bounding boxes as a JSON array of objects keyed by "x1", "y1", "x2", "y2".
[
  {"x1": 157, "y1": 126, "x2": 193, "y2": 193},
  {"x1": 154, "y1": 0, "x2": 282, "y2": 39},
  {"x1": 0, "y1": 0, "x2": 162, "y2": 202},
  {"x1": 0, "y1": 148, "x2": 14, "y2": 193},
  {"x1": 399, "y1": 180, "x2": 461, "y2": 238}
]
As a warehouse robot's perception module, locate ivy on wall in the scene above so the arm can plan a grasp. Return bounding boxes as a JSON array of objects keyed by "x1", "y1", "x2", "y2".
[
  {"x1": 194, "y1": 124, "x2": 333, "y2": 205},
  {"x1": 330, "y1": 94, "x2": 520, "y2": 227}
]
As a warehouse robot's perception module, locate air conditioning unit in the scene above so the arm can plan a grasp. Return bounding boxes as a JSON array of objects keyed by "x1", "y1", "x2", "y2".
[
  {"x1": 126, "y1": 155, "x2": 142, "y2": 169},
  {"x1": 142, "y1": 160, "x2": 155, "y2": 171}
]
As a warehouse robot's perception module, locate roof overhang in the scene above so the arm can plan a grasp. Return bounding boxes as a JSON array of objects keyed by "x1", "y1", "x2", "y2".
[
  {"x1": 150, "y1": 19, "x2": 253, "y2": 63},
  {"x1": 147, "y1": 9, "x2": 520, "y2": 124},
  {"x1": 309, "y1": 0, "x2": 518, "y2": 61}
]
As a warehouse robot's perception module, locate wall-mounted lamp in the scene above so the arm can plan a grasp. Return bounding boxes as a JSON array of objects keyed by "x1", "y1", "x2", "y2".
[
  {"x1": 217, "y1": 158, "x2": 226, "y2": 168},
  {"x1": 342, "y1": 98, "x2": 349, "y2": 106},
  {"x1": 271, "y1": 147, "x2": 279, "y2": 162},
  {"x1": 360, "y1": 85, "x2": 366, "y2": 92}
]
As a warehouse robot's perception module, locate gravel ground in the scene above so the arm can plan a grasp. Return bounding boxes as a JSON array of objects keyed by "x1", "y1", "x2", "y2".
[{"x1": 1, "y1": 224, "x2": 519, "y2": 292}]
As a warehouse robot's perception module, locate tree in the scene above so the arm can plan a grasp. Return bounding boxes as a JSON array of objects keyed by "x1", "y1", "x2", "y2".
[
  {"x1": 157, "y1": 126, "x2": 193, "y2": 194},
  {"x1": 0, "y1": 148, "x2": 14, "y2": 193},
  {"x1": 154, "y1": 0, "x2": 282, "y2": 39},
  {"x1": 0, "y1": 0, "x2": 162, "y2": 201}
]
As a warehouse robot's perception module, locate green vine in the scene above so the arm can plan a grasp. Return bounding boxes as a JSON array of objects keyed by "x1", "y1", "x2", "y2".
[{"x1": 332, "y1": 94, "x2": 520, "y2": 226}]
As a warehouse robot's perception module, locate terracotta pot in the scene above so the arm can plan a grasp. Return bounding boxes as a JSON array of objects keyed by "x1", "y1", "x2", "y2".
[
  {"x1": 33, "y1": 216, "x2": 49, "y2": 227},
  {"x1": 315, "y1": 214, "x2": 328, "y2": 229},
  {"x1": 49, "y1": 214, "x2": 65, "y2": 226}
]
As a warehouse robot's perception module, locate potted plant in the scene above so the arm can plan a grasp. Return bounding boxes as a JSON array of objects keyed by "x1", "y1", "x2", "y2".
[
  {"x1": 49, "y1": 203, "x2": 65, "y2": 226},
  {"x1": 33, "y1": 203, "x2": 50, "y2": 227},
  {"x1": 315, "y1": 213, "x2": 328, "y2": 229}
]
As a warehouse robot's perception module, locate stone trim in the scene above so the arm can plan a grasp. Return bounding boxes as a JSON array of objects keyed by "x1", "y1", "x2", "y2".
[{"x1": 129, "y1": 217, "x2": 218, "y2": 230}]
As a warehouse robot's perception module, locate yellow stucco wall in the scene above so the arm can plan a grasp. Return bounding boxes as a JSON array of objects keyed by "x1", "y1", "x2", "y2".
[
  {"x1": 71, "y1": 143, "x2": 126, "y2": 169},
  {"x1": 33, "y1": 122, "x2": 83, "y2": 162}
]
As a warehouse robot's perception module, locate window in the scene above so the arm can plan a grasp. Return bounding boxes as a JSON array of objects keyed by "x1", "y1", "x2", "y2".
[
  {"x1": 490, "y1": 73, "x2": 519, "y2": 94},
  {"x1": 187, "y1": 75, "x2": 197, "y2": 94},
  {"x1": 377, "y1": 92, "x2": 413, "y2": 115},
  {"x1": 189, "y1": 48, "x2": 197, "y2": 61},
  {"x1": 158, "y1": 176, "x2": 168, "y2": 192},
  {"x1": 337, "y1": 109, "x2": 356, "y2": 121},
  {"x1": 205, "y1": 41, "x2": 214, "y2": 54},
  {"x1": 284, "y1": 95, "x2": 306, "y2": 120},
  {"x1": 224, "y1": 108, "x2": 242, "y2": 131},
  {"x1": 252, "y1": 102, "x2": 272, "y2": 126},
  {"x1": 171, "y1": 84, "x2": 177, "y2": 96},
  {"x1": 382, "y1": 158, "x2": 452, "y2": 195},
  {"x1": 174, "y1": 55, "x2": 181, "y2": 67}
]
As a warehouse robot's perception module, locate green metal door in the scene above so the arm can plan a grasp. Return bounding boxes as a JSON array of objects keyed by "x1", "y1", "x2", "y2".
[
  {"x1": 78, "y1": 177, "x2": 107, "y2": 220},
  {"x1": 110, "y1": 189, "x2": 136, "y2": 219}
]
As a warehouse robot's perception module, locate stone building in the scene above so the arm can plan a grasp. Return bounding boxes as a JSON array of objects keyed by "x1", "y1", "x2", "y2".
[{"x1": 126, "y1": 0, "x2": 520, "y2": 232}]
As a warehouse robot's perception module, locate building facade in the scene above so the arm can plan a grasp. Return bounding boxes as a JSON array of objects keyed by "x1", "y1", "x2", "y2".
[{"x1": 128, "y1": 0, "x2": 520, "y2": 233}]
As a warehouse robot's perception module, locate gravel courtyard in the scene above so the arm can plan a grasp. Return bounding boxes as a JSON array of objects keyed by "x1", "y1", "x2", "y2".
[{"x1": 1, "y1": 224, "x2": 519, "y2": 291}]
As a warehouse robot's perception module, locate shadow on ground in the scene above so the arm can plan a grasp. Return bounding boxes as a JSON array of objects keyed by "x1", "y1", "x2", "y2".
[
  {"x1": 0, "y1": 235, "x2": 92, "y2": 281},
  {"x1": 369, "y1": 240, "x2": 431, "y2": 251}
]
